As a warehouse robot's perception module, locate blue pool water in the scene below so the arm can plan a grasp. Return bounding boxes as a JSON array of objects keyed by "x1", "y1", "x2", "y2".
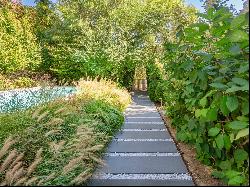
[{"x1": 0, "y1": 86, "x2": 77, "y2": 113}]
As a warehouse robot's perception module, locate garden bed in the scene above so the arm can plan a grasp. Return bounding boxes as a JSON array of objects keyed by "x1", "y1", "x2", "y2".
[{"x1": 0, "y1": 79, "x2": 131, "y2": 186}]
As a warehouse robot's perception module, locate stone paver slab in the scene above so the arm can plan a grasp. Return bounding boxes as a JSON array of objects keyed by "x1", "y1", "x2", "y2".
[
  {"x1": 115, "y1": 131, "x2": 171, "y2": 139},
  {"x1": 125, "y1": 112, "x2": 161, "y2": 118},
  {"x1": 127, "y1": 106, "x2": 156, "y2": 110},
  {"x1": 122, "y1": 123, "x2": 166, "y2": 129},
  {"x1": 88, "y1": 179, "x2": 194, "y2": 186},
  {"x1": 107, "y1": 141, "x2": 177, "y2": 153},
  {"x1": 125, "y1": 117, "x2": 162, "y2": 122},
  {"x1": 131, "y1": 102, "x2": 155, "y2": 106},
  {"x1": 97, "y1": 156, "x2": 188, "y2": 174}
]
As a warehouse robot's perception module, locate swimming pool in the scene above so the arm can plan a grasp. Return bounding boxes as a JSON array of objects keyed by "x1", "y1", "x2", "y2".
[{"x1": 0, "y1": 86, "x2": 77, "y2": 113}]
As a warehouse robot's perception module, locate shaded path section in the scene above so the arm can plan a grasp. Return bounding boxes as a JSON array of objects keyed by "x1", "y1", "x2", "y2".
[{"x1": 88, "y1": 91, "x2": 194, "y2": 186}]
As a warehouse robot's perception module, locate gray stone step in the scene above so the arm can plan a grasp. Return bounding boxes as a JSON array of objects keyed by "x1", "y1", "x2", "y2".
[
  {"x1": 88, "y1": 179, "x2": 194, "y2": 186},
  {"x1": 115, "y1": 131, "x2": 171, "y2": 139},
  {"x1": 131, "y1": 102, "x2": 155, "y2": 106},
  {"x1": 125, "y1": 109, "x2": 158, "y2": 113},
  {"x1": 127, "y1": 106, "x2": 156, "y2": 110},
  {"x1": 107, "y1": 141, "x2": 177, "y2": 153},
  {"x1": 125, "y1": 112, "x2": 161, "y2": 118},
  {"x1": 122, "y1": 123, "x2": 166, "y2": 129},
  {"x1": 125, "y1": 117, "x2": 163, "y2": 122},
  {"x1": 96, "y1": 156, "x2": 188, "y2": 174},
  {"x1": 132, "y1": 99, "x2": 152, "y2": 102}
]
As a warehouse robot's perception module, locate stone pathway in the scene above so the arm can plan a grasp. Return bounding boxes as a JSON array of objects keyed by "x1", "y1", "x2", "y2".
[{"x1": 88, "y1": 92, "x2": 194, "y2": 186}]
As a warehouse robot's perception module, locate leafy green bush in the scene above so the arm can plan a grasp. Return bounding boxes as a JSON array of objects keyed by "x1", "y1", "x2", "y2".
[
  {"x1": 0, "y1": 3, "x2": 42, "y2": 74},
  {"x1": 162, "y1": 7, "x2": 249, "y2": 185},
  {"x1": 146, "y1": 62, "x2": 164, "y2": 102}
]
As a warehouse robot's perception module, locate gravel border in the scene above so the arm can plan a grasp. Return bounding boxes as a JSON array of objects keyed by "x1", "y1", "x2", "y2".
[
  {"x1": 104, "y1": 153, "x2": 180, "y2": 157},
  {"x1": 113, "y1": 138, "x2": 173, "y2": 142},
  {"x1": 93, "y1": 173, "x2": 193, "y2": 180},
  {"x1": 122, "y1": 129, "x2": 166, "y2": 131},
  {"x1": 125, "y1": 122, "x2": 164, "y2": 124}
]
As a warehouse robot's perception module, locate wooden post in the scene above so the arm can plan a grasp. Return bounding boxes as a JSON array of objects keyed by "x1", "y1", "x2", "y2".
[{"x1": 160, "y1": 98, "x2": 162, "y2": 108}]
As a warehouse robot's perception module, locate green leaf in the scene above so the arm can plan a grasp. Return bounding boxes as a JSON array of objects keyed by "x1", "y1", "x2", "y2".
[
  {"x1": 230, "y1": 133, "x2": 235, "y2": 142},
  {"x1": 232, "y1": 78, "x2": 249, "y2": 86},
  {"x1": 209, "y1": 82, "x2": 228, "y2": 89},
  {"x1": 231, "y1": 14, "x2": 246, "y2": 29},
  {"x1": 197, "y1": 12, "x2": 208, "y2": 19},
  {"x1": 238, "y1": 63, "x2": 249, "y2": 73},
  {"x1": 234, "y1": 149, "x2": 248, "y2": 163},
  {"x1": 226, "y1": 96, "x2": 239, "y2": 112},
  {"x1": 242, "y1": 101, "x2": 249, "y2": 115},
  {"x1": 195, "y1": 109, "x2": 208, "y2": 118},
  {"x1": 241, "y1": 84, "x2": 249, "y2": 91},
  {"x1": 225, "y1": 170, "x2": 241, "y2": 178},
  {"x1": 220, "y1": 96, "x2": 230, "y2": 116},
  {"x1": 208, "y1": 127, "x2": 220, "y2": 136},
  {"x1": 200, "y1": 108, "x2": 208, "y2": 117},
  {"x1": 226, "y1": 85, "x2": 247, "y2": 93},
  {"x1": 193, "y1": 51, "x2": 212, "y2": 62},
  {"x1": 176, "y1": 131, "x2": 188, "y2": 141},
  {"x1": 219, "y1": 160, "x2": 230, "y2": 170},
  {"x1": 206, "y1": 108, "x2": 217, "y2": 121},
  {"x1": 195, "y1": 109, "x2": 201, "y2": 118},
  {"x1": 199, "y1": 97, "x2": 207, "y2": 107},
  {"x1": 193, "y1": 23, "x2": 209, "y2": 32},
  {"x1": 236, "y1": 116, "x2": 249, "y2": 122},
  {"x1": 235, "y1": 128, "x2": 249, "y2": 140},
  {"x1": 215, "y1": 134, "x2": 224, "y2": 150},
  {"x1": 212, "y1": 170, "x2": 225, "y2": 179},
  {"x1": 229, "y1": 30, "x2": 249, "y2": 42},
  {"x1": 223, "y1": 135, "x2": 231, "y2": 150},
  {"x1": 227, "y1": 121, "x2": 248, "y2": 130},
  {"x1": 229, "y1": 44, "x2": 241, "y2": 55},
  {"x1": 228, "y1": 175, "x2": 246, "y2": 185}
]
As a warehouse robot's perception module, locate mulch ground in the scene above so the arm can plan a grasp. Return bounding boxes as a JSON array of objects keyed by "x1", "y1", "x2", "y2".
[{"x1": 155, "y1": 104, "x2": 224, "y2": 186}]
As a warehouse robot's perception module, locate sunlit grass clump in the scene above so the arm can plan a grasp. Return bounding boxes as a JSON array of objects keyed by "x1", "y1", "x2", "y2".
[{"x1": 75, "y1": 77, "x2": 131, "y2": 111}]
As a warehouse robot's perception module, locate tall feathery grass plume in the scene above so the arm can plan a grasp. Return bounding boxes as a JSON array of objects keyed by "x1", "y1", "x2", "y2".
[
  {"x1": 75, "y1": 77, "x2": 131, "y2": 110},
  {"x1": 0, "y1": 137, "x2": 15, "y2": 160},
  {"x1": 0, "y1": 140, "x2": 44, "y2": 186}
]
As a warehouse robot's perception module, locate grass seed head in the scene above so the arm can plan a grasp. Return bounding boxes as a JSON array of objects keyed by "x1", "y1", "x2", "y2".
[
  {"x1": 0, "y1": 137, "x2": 15, "y2": 160},
  {"x1": 36, "y1": 111, "x2": 49, "y2": 122},
  {"x1": 0, "y1": 149, "x2": 17, "y2": 173},
  {"x1": 25, "y1": 177, "x2": 38, "y2": 186},
  {"x1": 62, "y1": 156, "x2": 83, "y2": 175},
  {"x1": 14, "y1": 177, "x2": 27, "y2": 186}
]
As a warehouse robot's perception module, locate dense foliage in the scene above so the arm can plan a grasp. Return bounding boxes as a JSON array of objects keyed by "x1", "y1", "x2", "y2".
[
  {"x1": 148, "y1": 6, "x2": 249, "y2": 186},
  {"x1": 0, "y1": 79, "x2": 131, "y2": 185},
  {"x1": 0, "y1": 2, "x2": 42, "y2": 74},
  {"x1": 0, "y1": 0, "x2": 197, "y2": 89},
  {"x1": 1, "y1": 0, "x2": 249, "y2": 186}
]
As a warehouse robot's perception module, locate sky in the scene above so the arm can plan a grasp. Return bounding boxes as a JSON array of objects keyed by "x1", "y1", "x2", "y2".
[
  {"x1": 184, "y1": 0, "x2": 245, "y2": 12},
  {"x1": 22, "y1": 0, "x2": 245, "y2": 12}
]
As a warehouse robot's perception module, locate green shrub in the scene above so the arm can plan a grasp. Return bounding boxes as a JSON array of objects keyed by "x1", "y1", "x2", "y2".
[
  {"x1": 0, "y1": 4, "x2": 42, "y2": 74},
  {"x1": 146, "y1": 62, "x2": 165, "y2": 102},
  {"x1": 162, "y1": 8, "x2": 249, "y2": 185}
]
